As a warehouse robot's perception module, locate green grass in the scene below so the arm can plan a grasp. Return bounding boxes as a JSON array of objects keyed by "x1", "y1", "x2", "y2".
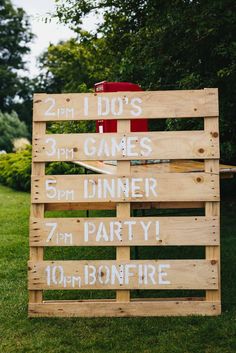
[{"x1": 0, "y1": 184, "x2": 236, "y2": 353}]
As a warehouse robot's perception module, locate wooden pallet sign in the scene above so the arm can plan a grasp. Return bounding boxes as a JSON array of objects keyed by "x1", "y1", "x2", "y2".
[{"x1": 28, "y1": 88, "x2": 221, "y2": 317}]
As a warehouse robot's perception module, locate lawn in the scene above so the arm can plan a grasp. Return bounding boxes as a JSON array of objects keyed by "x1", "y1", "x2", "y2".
[{"x1": 0, "y1": 183, "x2": 236, "y2": 353}]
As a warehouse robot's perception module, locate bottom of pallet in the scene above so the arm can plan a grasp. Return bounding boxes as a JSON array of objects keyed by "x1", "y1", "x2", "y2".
[{"x1": 29, "y1": 299, "x2": 221, "y2": 317}]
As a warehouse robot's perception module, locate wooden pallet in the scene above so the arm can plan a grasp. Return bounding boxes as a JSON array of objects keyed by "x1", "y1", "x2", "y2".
[{"x1": 29, "y1": 88, "x2": 221, "y2": 317}]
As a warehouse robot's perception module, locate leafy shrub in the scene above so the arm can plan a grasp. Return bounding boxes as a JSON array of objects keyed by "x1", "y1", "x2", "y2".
[
  {"x1": 13, "y1": 137, "x2": 31, "y2": 152},
  {"x1": 0, "y1": 146, "x2": 32, "y2": 191},
  {"x1": 0, "y1": 111, "x2": 29, "y2": 152},
  {"x1": 46, "y1": 162, "x2": 84, "y2": 175},
  {"x1": 0, "y1": 146, "x2": 84, "y2": 192},
  {"x1": 47, "y1": 120, "x2": 95, "y2": 134}
]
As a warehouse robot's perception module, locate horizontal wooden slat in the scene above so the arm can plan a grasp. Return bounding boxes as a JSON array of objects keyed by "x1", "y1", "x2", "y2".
[
  {"x1": 33, "y1": 131, "x2": 219, "y2": 161},
  {"x1": 29, "y1": 300, "x2": 221, "y2": 317},
  {"x1": 28, "y1": 260, "x2": 218, "y2": 290},
  {"x1": 45, "y1": 201, "x2": 205, "y2": 211},
  {"x1": 33, "y1": 89, "x2": 218, "y2": 121},
  {"x1": 30, "y1": 216, "x2": 219, "y2": 246},
  {"x1": 31, "y1": 173, "x2": 219, "y2": 203}
]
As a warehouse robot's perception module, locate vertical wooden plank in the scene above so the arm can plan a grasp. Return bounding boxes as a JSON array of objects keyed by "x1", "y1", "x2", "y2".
[
  {"x1": 116, "y1": 120, "x2": 131, "y2": 302},
  {"x1": 29, "y1": 120, "x2": 46, "y2": 304},
  {"x1": 204, "y1": 114, "x2": 221, "y2": 309}
]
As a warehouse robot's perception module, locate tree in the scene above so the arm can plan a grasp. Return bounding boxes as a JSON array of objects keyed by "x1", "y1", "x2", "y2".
[
  {"x1": 48, "y1": 0, "x2": 236, "y2": 163},
  {"x1": 38, "y1": 32, "x2": 118, "y2": 94},
  {"x1": 0, "y1": 0, "x2": 34, "y2": 115}
]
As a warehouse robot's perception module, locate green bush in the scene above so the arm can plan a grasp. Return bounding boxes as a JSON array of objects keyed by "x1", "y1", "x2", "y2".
[
  {"x1": 47, "y1": 120, "x2": 95, "y2": 134},
  {"x1": 46, "y1": 162, "x2": 84, "y2": 175},
  {"x1": 0, "y1": 147, "x2": 84, "y2": 192},
  {"x1": 0, "y1": 111, "x2": 29, "y2": 152},
  {"x1": 0, "y1": 146, "x2": 32, "y2": 191}
]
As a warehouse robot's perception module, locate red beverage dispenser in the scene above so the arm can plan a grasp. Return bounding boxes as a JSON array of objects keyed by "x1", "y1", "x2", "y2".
[{"x1": 94, "y1": 81, "x2": 148, "y2": 133}]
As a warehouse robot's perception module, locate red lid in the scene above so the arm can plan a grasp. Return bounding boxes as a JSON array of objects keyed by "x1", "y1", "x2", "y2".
[{"x1": 94, "y1": 81, "x2": 142, "y2": 92}]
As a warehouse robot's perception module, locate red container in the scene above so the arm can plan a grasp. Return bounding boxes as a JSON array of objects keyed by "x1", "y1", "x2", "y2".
[{"x1": 95, "y1": 81, "x2": 148, "y2": 133}]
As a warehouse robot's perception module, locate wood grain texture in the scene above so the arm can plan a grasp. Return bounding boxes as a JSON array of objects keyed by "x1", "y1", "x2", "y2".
[
  {"x1": 33, "y1": 89, "x2": 218, "y2": 121},
  {"x1": 31, "y1": 173, "x2": 219, "y2": 203},
  {"x1": 116, "y1": 120, "x2": 131, "y2": 302},
  {"x1": 204, "y1": 116, "x2": 221, "y2": 311},
  {"x1": 33, "y1": 131, "x2": 219, "y2": 161},
  {"x1": 29, "y1": 121, "x2": 45, "y2": 304},
  {"x1": 28, "y1": 260, "x2": 218, "y2": 290},
  {"x1": 30, "y1": 216, "x2": 219, "y2": 246},
  {"x1": 28, "y1": 300, "x2": 221, "y2": 317}
]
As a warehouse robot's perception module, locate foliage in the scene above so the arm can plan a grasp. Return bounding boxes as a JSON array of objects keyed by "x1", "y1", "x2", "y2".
[
  {"x1": 46, "y1": 161, "x2": 84, "y2": 176},
  {"x1": 0, "y1": 111, "x2": 29, "y2": 152},
  {"x1": 38, "y1": 33, "x2": 116, "y2": 94},
  {"x1": 0, "y1": 145, "x2": 31, "y2": 191},
  {"x1": 48, "y1": 119, "x2": 95, "y2": 134},
  {"x1": 43, "y1": 0, "x2": 236, "y2": 164},
  {"x1": 12, "y1": 137, "x2": 31, "y2": 152},
  {"x1": 0, "y1": 0, "x2": 34, "y2": 121},
  {"x1": 0, "y1": 145, "x2": 84, "y2": 192}
]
